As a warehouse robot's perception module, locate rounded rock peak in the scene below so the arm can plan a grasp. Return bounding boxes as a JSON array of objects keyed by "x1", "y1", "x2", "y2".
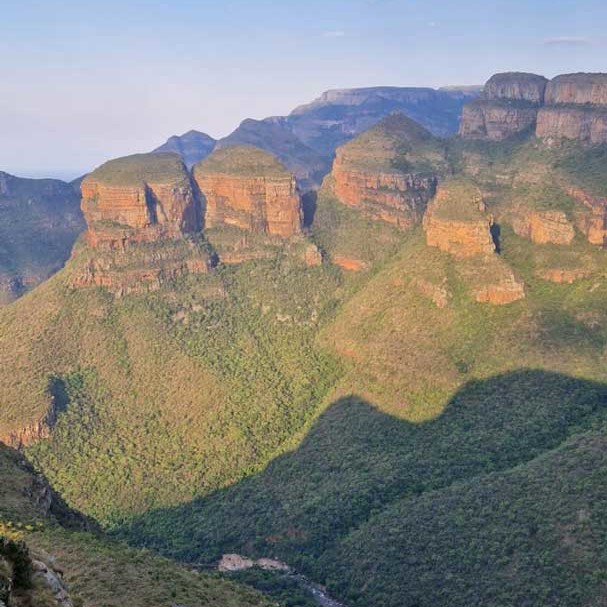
[
  {"x1": 84, "y1": 152, "x2": 190, "y2": 187},
  {"x1": 483, "y1": 72, "x2": 548, "y2": 104},
  {"x1": 193, "y1": 145, "x2": 292, "y2": 178}
]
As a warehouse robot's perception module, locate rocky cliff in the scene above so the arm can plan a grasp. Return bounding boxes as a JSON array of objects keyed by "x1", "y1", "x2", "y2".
[
  {"x1": 330, "y1": 114, "x2": 442, "y2": 227},
  {"x1": 459, "y1": 73, "x2": 547, "y2": 141},
  {"x1": 423, "y1": 180, "x2": 524, "y2": 304},
  {"x1": 193, "y1": 146, "x2": 303, "y2": 238},
  {"x1": 75, "y1": 153, "x2": 211, "y2": 295},
  {"x1": 511, "y1": 208, "x2": 576, "y2": 245},
  {"x1": 423, "y1": 181, "x2": 496, "y2": 257}
]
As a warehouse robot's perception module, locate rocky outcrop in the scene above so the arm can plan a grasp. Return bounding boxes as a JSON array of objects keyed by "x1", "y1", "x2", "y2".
[
  {"x1": 536, "y1": 74, "x2": 607, "y2": 144},
  {"x1": 471, "y1": 273, "x2": 526, "y2": 304},
  {"x1": 536, "y1": 106, "x2": 607, "y2": 144},
  {"x1": 511, "y1": 209, "x2": 575, "y2": 245},
  {"x1": 459, "y1": 102, "x2": 540, "y2": 141},
  {"x1": 544, "y1": 73, "x2": 607, "y2": 106},
  {"x1": 332, "y1": 255, "x2": 369, "y2": 272},
  {"x1": 194, "y1": 146, "x2": 303, "y2": 237},
  {"x1": 423, "y1": 181, "x2": 496, "y2": 257},
  {"x1": 566, "y1": 186, "x2": 607, "y2": 246},
  {"x1": 75, "y1": 153, "x2": 211, "y2": 294},
  {"x1": 81, "y1": 153, "x2": 200, "y2": 248},
  {"x1": 331, "y1": 114, "x2": 441, "y2": 227},
  {"x1": 459, "y1": 73, "x2": 547, "y2": 141},
  {"x1": 1, "y1": 540, "x2": 74, "y2": 607}
]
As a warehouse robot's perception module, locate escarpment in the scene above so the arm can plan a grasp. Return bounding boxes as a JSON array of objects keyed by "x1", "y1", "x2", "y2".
[
  {"x1": 330, "y1": 113, "x2": 442, "y2": 227},
  {"x1": 193, "y1": 145, "x2": 303, "y2": 237},
  {"x1": 460, "y1": 71, "x2": 607, "y2": 144},
  {"x1": 75, "y1": 153, "x2": 211, "y2": 295},
  {"x1": 459, "y1": 73, "x2": 547, "y2": 141},
  {"x1": 423, "y1": 180, "x2": 525, "y2": 304},
  {"x1": 536, "y1": 75, "x2": 607, "y2": 143}
]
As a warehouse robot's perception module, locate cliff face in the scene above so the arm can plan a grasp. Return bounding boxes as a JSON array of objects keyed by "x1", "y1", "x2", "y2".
[
  {"x1": 544, "y1": 73, "x2": 607, "y2": 106},
  {"x1": 193, "y1": 146, "x2": 303, "y2": 238},
  {"x1": 459, "y1": 73, "x2": 547, "y2": 141},
  {"x1": 330, "y1": 113, "x2": 442, "y2": 227},
  {"x1": 536, "y1": 106, "x2": 607, "y2": 144},
  {"x1": 423, "y1": 182, "x2": 495, "y2": 257},
  {"x1": 511, "y1": 209, "x2": 575, "y2": 245},
  {"x1": 81, "y1": 153, "x2": 200, "y2": 248},
  {"x1": 423, "y1": 181, "x2": 524, "y2": 304},
  {"x1": 75, "y1": 153, "x2": 210, "y2": 295}
]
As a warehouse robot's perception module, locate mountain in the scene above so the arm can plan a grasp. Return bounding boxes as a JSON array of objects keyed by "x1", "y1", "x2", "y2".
[
  {"x1": 285, "y1": 85, "x2": 481, "y2": 156},
  {"x1": 152, "y1": 129, "x2": 216, "y2": 168},
  {"x1": 2, "y1": 72, "x2": 607, "y2": 607},
  {"x1": 216, "y1": 118, "x2": 330, "y2": 190},
  {"x1": 0, "y1": 172, "x2": 85, "y2": 305}
]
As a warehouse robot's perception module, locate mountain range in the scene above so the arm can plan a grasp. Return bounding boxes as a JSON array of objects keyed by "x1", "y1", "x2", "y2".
[{"x1": 1, "y1": 71, "x2": 607, "y2": 606}]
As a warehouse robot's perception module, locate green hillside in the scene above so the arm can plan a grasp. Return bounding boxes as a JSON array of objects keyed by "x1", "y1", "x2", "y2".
[
  {"x1": 1, "y1": 121, "x2": 607, "y2": 606},
  {"x1": 0, "y1": 441, "x2": 277, "y2": 607}
]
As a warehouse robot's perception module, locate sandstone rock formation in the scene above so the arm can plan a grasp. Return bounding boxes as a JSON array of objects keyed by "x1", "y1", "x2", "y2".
[
  {"x1": 423, "y1": 180, "x2": 524, "y2": 305},
  {"x1": 536, "y1": 74, "x2": 607, "y2": 144},
  {"x1": 331, "y1": 113, "x2": 442, "y2": 227},
  {"x1": 511, "y1": 209, "x2": 575, "y2": 245},
  {"x1": 567, "y1": 186, "x2": 607, "y2": 246},
  {"x1": 193, "y1": 146, "x2": 303, "y2": 237},
  {"x1": 75, "y1": 153, "x2": 211, "y2": 294},
  {"x1": 81, "y1": 153, "x2": 200, "y2": 247},
  {"x1": 459, "y1": 73, "x2": 547, "y2": 140},
  {"x1": 544, "y1": 73, "x2": 607, "y2": 106},
  {"x1": 423, "y1": 181, "x2": 496, "y2": 257}
]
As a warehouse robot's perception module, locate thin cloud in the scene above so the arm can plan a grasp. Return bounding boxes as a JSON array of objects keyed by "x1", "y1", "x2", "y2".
[
  {"x1": 543, "y1": 36, "x2": 593, "y2": 47},
  {"x1": 323, "y1": 30, "x2": 346, "y2": 38}
]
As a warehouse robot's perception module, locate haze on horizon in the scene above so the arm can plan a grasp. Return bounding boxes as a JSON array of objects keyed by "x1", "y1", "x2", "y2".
[{"x1": 1, "y1": 0, "x2": 606, "y2": 180}]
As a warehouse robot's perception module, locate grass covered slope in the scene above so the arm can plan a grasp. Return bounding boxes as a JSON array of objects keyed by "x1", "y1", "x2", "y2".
[
  {"x1": 87, "y1": 152, "x2": 190, "y2": 187},
  {"x1": 0, "y1": 246, "x2": 341, "y2": 524},
  {"x1": 195, "y1": 145, "x2": 293, "y2": 178},
  {"x1": 0, "y1": 172, "x2": 84, "y2": 304},
  {"x1": 0, "y1": 441, "x2": 276, "y2": 607}
]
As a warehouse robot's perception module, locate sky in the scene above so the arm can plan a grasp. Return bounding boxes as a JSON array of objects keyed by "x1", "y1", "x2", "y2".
[{"x1": 1, "y1": 0, "x2": 606, "y2": 180}]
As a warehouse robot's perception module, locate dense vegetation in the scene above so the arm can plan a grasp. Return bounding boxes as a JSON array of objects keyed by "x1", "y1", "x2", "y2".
[
  {"x1": 2, "y1": 125, "x2": 607, "y2": 605},
  {"x1": 0, "y1": 441, "x2": 277, "y2": 607}
]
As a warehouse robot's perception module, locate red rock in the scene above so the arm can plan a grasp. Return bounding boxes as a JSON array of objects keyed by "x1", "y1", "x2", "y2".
[
  {"x1": 193, "y1": 146, "x2": 302, "y2": 238},
  {"x1": 333, "y1": 255, "x2": 369, "y2": 271},
  {"x1": 423, "y1": 181, "x2": 496, "y2": 258},
  {"x1": 536, "y1": 107, "x2": 607, "y2": 145},
  {"x1": 544, "y1": 73, "x2": 607, "y2": 106},
  {"x1": 512, "y1": 209, "x2": 575, "y2": 245},
  {"x1": 330, "y1": 114, "x2": 441, "y2": 227}
]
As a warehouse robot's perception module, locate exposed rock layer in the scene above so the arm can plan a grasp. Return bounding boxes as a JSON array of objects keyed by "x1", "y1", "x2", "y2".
[
  {"x1": 194, "y1": 146, "x2": 303, "y2": 237},
  {"x1": 423, "y1": 182, "x2": 496, "y2": 258}
]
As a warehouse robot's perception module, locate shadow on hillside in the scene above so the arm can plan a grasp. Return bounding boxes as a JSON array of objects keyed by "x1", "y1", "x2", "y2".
[
  {"x1": 301, "y1": 191, "x2": 318, "y2": 228},
  {"x1": 118, "y1": 369, "x2": 607, "y2": 572}
]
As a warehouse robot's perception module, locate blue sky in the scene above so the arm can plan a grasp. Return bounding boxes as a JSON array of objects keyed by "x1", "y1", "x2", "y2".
[{"x1": 1, "y1": 0, "x2": 606, "y2": 179}]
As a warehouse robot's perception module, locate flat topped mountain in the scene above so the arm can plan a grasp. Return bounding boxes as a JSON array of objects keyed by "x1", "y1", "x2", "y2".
[
  {"x1": 77, "y1": 153, "x2": 210, "y2": 295},
  {"x1": 459, "y1": 72, "x2": 547, "y2": 140},
  {"x1": 81, "y1": 152, "x2": 200, "y2": 242},
  {"x1": 545, "y1": 73, "x2": 607, "y2": 106},
  {"x1": 152, "y1": 130, "x2": 216, "y2": 168},
  {"x1": 194, "y1": 145, "x2": 303, "y2": 237},
  {"x1": 329, "y1": 113, "x2": 442, "y2": 228},
  {"x1": 483, "y1": 72, "x2": 548, "y2": 104}
]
